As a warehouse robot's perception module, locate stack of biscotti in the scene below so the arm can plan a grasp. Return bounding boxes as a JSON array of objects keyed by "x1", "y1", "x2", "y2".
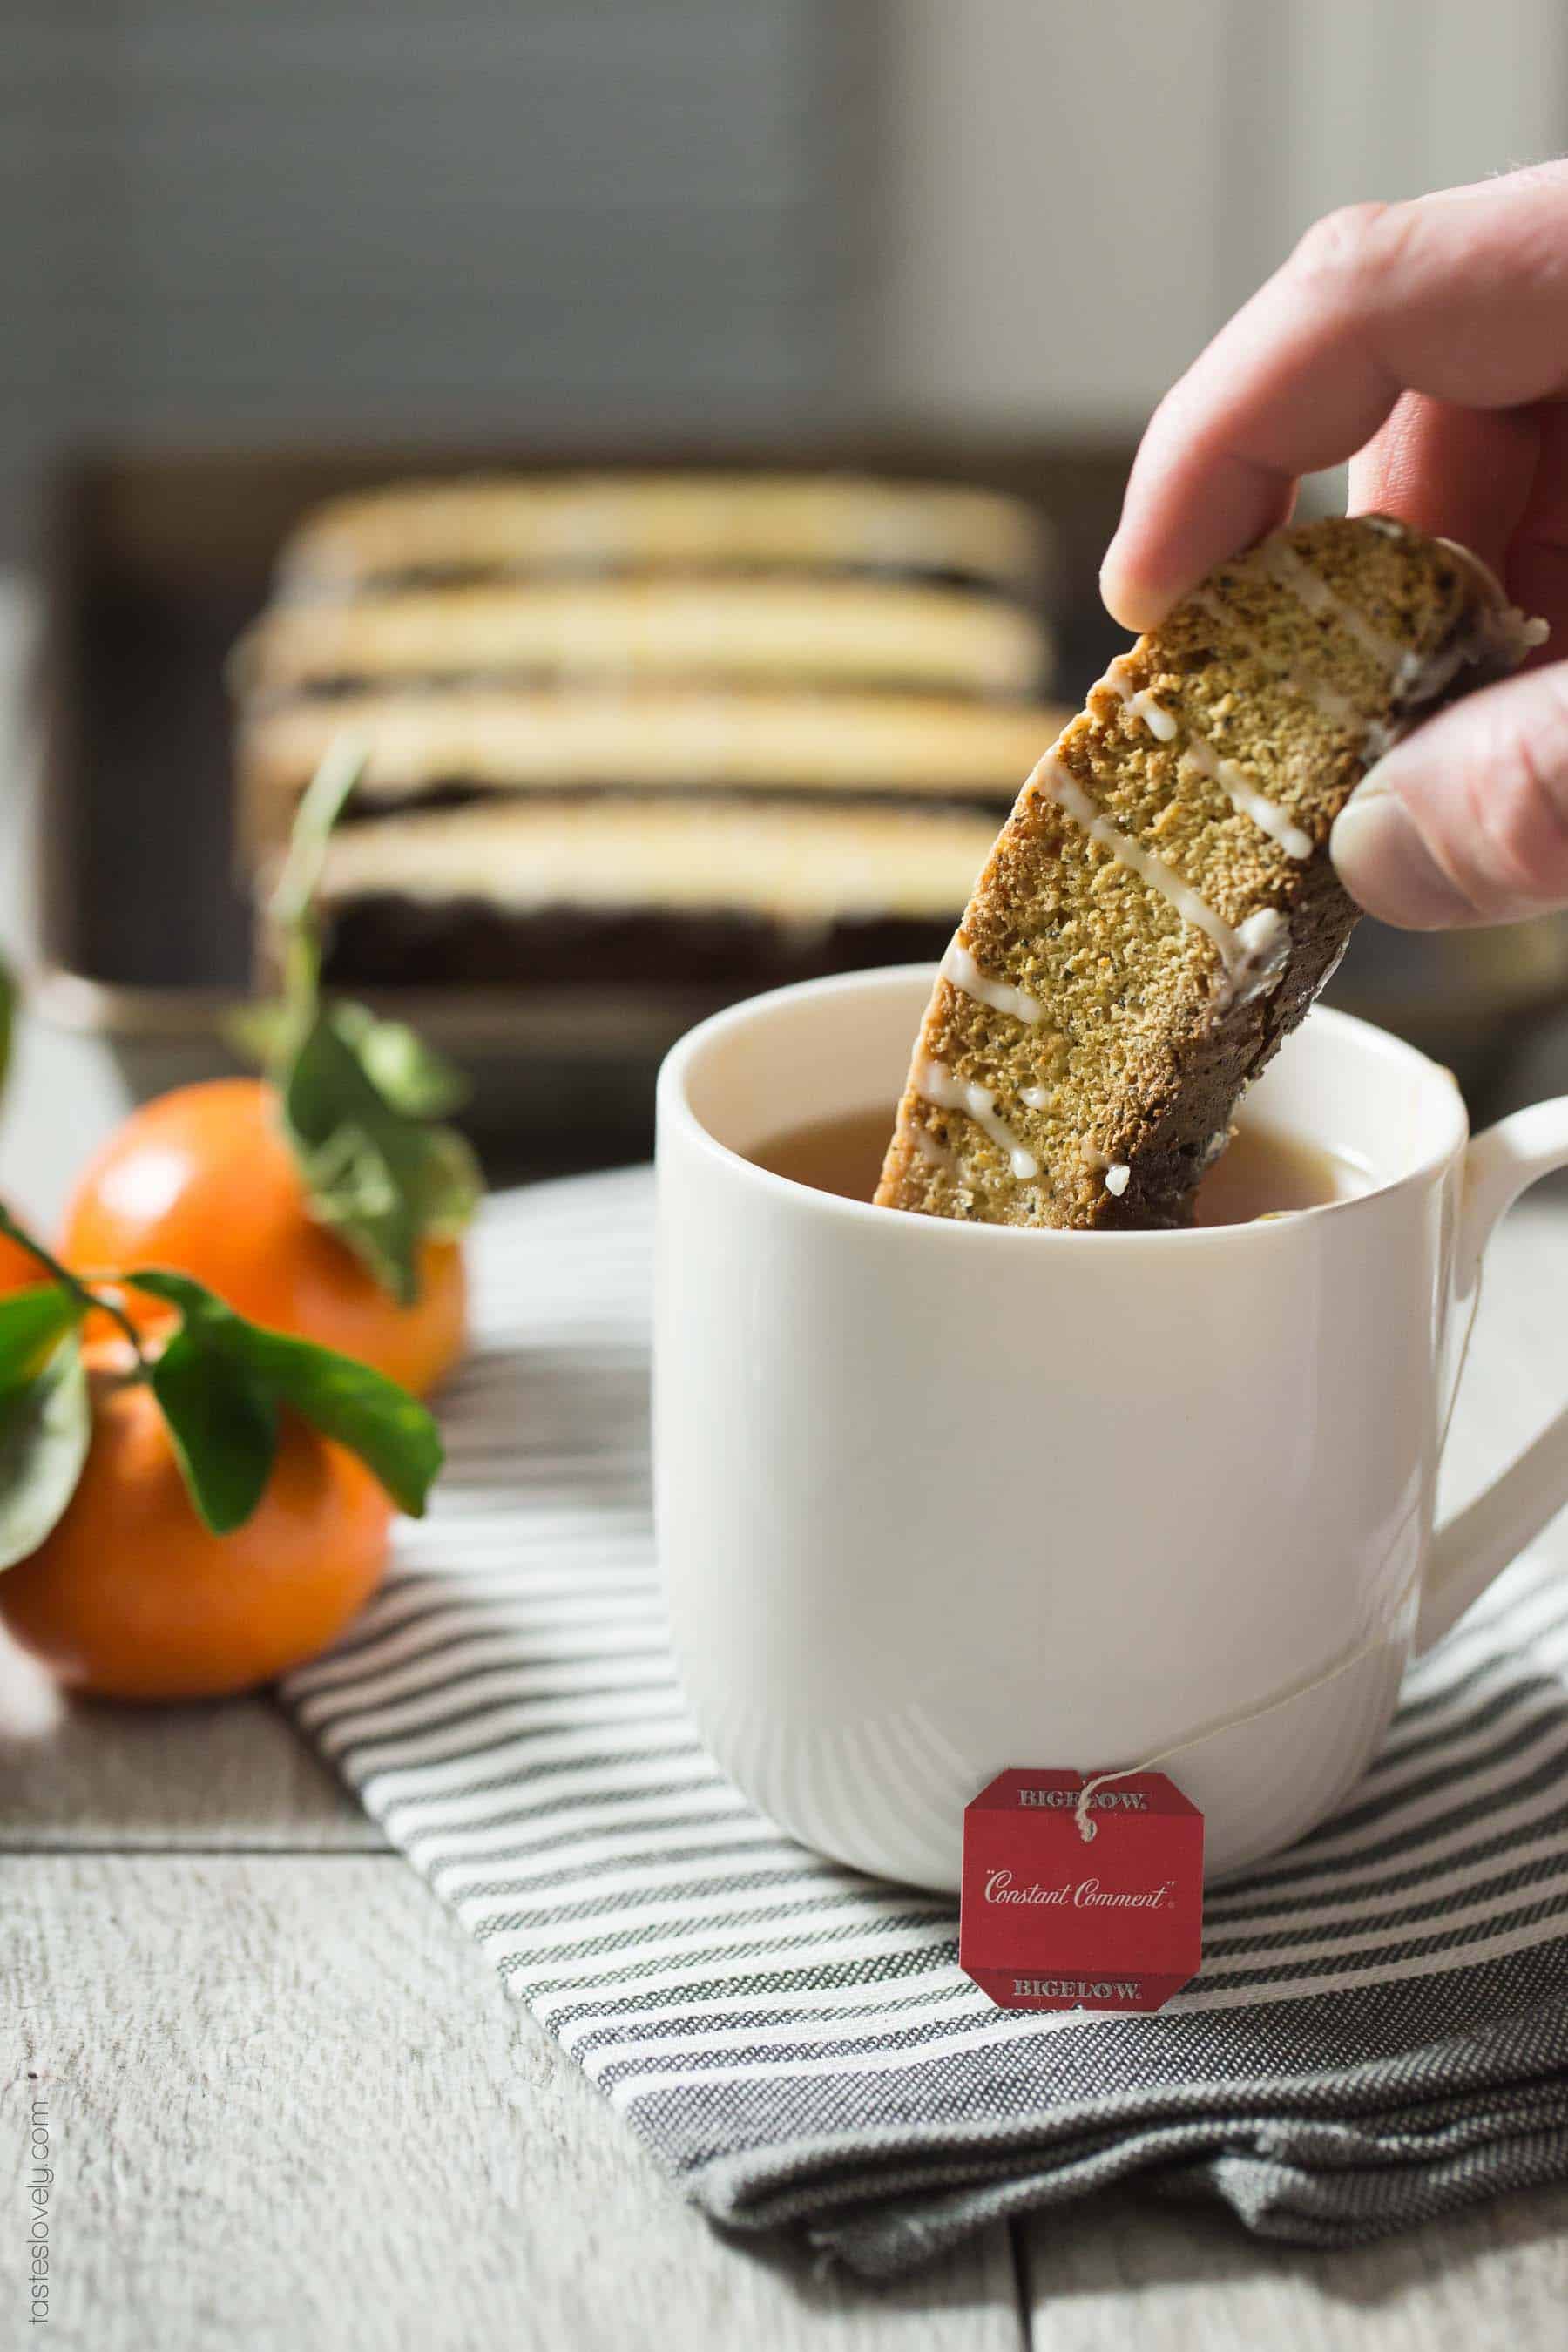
[
  {"x1": 877, "y1": 517, "x2": 1545, "y2": 1230},
  {"x1": 232, "y1": 473, "x2": 1064, "y2": 994}
]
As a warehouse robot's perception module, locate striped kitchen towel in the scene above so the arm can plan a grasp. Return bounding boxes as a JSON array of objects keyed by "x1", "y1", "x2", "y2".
[{"x1": 283, "y1": 1170, "x2": 1568, "y2": 2278}]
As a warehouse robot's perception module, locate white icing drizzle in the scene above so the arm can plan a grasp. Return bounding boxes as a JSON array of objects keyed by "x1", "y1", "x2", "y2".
[
  {"x1": 1105, "y1": 1163, "x2": 1131, "y2": 1198},
  {"x1": 1105, "y1": 648, "x2": 1314, "y2": 862},
  {"x1": 939, "y1": 938, "x2": 1046, "y2": 1025},
  {"x1": 1175, "y1": 727, "x2": 1315, "y2": 861},
  {"x1": 1188, "y1": 587, "x2": 1362, "y2": 728},
  {"x1": 1105, "y1": 656, "x2": 1179, "y2": 740},
  {"x1": 1030, "y1": 754, "x2": 1289, "y2": 1004},
  {"x1": 916, "y1": 1060, "x2": 1039, "y2": 1180},
  {"x1": 1263, "y1": 539, "x2": 1410, "y2": 674},
  {"x1": 1232, "y1": 909, "x2": 1291, "y2": 998}
]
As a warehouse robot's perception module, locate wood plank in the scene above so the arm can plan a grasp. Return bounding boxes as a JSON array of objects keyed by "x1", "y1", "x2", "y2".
[
  {"x1": 1, "y1": 1854, "x2": 1024, "y2": 2351},
  {"x1": 0, "y1": 1645, "x2": 379, "y2": 1849},
  {"x1": 1024, "y1": 2184, "x2": 1568, "y2": 2349}
]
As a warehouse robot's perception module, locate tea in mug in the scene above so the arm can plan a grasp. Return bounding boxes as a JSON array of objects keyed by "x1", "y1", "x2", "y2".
[{"x1": 747, "y1": 1106, "x2": 1373, "y2": 1225}]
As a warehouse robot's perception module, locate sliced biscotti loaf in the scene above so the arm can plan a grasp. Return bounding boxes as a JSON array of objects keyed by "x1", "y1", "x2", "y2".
[
  {"x1": 234, "y1": 578, "x2": 1049, "y2": 703},
  {"x1": 235, "y1": 688, "x2": 1070, "y2": 859},
  {"x1": 275, "y1": 472, "x2": 1051, "y2": 599},
  {"x1": 876, "y1": 517, "x2": 1544, "y2": 1230},
  {"x1": 309, "y1": 795, "x2": 1004, "y2": 990}
]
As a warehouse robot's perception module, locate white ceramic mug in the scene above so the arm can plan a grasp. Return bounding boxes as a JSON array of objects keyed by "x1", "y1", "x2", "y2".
[{"x1": 654, "y1": 965, "x2": 1568, "y2": 1888}]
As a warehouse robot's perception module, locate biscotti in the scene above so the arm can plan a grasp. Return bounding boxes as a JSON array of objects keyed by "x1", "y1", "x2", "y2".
[
  {"x1": 237, "y1": 689, "x2": 1069, "y2": 861},
  {"x1": 876, "y1": 517, "x2": 1544, "y2": 1231},
  {"x1": 311, "y1": 797, "x2": 1004, "y2": 992},
  {"x1": 275, "y1": 472, "x2": 1051, "y2": 599},
  {"x1": 236, "y1": 468, "x2": 1059, "y2": 999},
  {"x1": 235, "y1": 578, "x2": 1049, "y2": 703}
]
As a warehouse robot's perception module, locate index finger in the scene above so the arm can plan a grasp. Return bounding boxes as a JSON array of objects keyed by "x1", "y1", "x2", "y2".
[{"x1": 1100, "y1": 165, "x2": 1568, "y2": 632}]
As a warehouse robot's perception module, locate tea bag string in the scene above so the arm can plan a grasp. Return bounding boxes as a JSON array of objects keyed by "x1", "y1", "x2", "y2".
[{"x1": 1072, "y1": 1555, "x2": 1423, "y2": 1840}]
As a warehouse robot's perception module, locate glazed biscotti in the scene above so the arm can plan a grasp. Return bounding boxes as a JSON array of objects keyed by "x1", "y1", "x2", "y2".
[
  {"x1": 236, "y1": 470, "x2": 1061, "y2": 998},
  {"x1": 309, "y1": 796, "x2": 1009, "y2": 991},
  {"x1": 235, "y1": 577, "x2": 1048, "y2": 703},
  {"x1": 274, "y1": 471, "x2": 1051, "y2": 598},
  {"x1": 876, "y1": 517, "x2": 1544, "y2": 1230},
  {"x1": 237, "y1": 689, "x2": 1065, "y2": 859}
]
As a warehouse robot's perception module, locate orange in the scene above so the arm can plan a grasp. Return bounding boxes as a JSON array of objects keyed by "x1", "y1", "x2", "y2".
[
  {"x1": 60, "y1": 1078, "x2": 466, "y2": 1396},
  {"x1": 0, "y1": 1220, "x2": 44, "y2": 1294},
  {"x1": 0, "y1": 1342, "x2": 392, "y2": 1700}
]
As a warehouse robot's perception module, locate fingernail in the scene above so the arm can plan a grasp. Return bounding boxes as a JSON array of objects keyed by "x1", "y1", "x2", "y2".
[{"x1": 1330, "y1": 786, "x2": 1476, "y2": 927}]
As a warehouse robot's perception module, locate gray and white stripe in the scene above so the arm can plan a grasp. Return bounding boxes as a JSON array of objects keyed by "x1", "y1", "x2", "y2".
[{"x1": 284, "y1": 1169, "x2": 1568, "y2": 2278}]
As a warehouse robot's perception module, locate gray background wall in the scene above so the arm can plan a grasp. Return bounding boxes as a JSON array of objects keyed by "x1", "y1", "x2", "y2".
[
  {"x1": 876, "y1": 0, "x2": 1568, "y2": 433},
  {"x1": 3, "y1": 1, "x2": 1567, "y2": 562},
  {"x1": 0, "y1": 0, "x2": 869, "y2": 558}
]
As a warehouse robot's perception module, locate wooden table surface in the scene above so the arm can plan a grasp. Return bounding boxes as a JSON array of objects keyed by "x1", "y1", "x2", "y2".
[{"x1": 2, "y1": 590, "x2": 1565, "y2": 2346}]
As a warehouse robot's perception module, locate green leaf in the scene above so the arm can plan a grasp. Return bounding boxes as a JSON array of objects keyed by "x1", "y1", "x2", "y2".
[
  {"x1": 128, "y1": 1269, "x2": 443, "y2": 1524},
  {"x1": 0, "y1": 1330, "x2": 91, "y2": 1572},
  {"x1": 282, "y1": 1004, "x2": 479, "y2": 1306},
  {"x1": 232, "y1": 1323, "x2": 441, "y2": 1518},
  {"x1": 329, "y1": 1000, "x2": 470, "y2": 1120},
  {"x1": 0, "y1": 1284, "x2": 84, "y2": 1399},
  {"x1": 242, "y1": 733, "x2": 482, "y2": 1301},
  {"x1": 149, "y1": 1324, "x2": 280, "y2": 1536},
  {"x1": 286, "y1": 1017, "x2": 422, "y2": 1303}
]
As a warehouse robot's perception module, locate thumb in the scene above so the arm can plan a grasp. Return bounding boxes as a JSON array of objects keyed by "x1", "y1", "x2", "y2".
[{"x1": 1330, "y1": 661, "x2": 1568, "y2": 928}]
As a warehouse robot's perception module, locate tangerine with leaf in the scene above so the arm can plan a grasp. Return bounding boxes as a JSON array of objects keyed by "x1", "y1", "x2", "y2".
[
  {"x1": 62, "y1": 1076, "x2": 466, "y2": 1396},
  {"x1": 0, "y1": 1220, "x2": 442, "y2": 1700},
  {"x1": 59, "y1": 744, "x2": 477, "y2": 1396}
]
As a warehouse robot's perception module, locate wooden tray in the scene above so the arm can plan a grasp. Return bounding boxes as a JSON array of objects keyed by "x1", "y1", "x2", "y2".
[{"x1": 32, "y1": 435, "x2": 1132, "y2": 1166}]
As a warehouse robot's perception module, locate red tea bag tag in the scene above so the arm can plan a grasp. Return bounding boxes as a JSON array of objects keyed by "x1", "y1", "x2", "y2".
[{"x1": 960, "y1": 1769, "x2": 1204, "y2": 2012}]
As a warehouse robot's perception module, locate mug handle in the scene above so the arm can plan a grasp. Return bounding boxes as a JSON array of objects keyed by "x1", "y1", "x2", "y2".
[{"x1": 1417, "y1": 1096, "x2": 1568, "y2": 1651}]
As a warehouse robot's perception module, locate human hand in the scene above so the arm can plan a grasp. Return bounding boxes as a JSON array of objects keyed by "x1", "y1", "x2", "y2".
[{"x1": 1100, "y1": 164, "x2": 1568, "y2": 929}]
